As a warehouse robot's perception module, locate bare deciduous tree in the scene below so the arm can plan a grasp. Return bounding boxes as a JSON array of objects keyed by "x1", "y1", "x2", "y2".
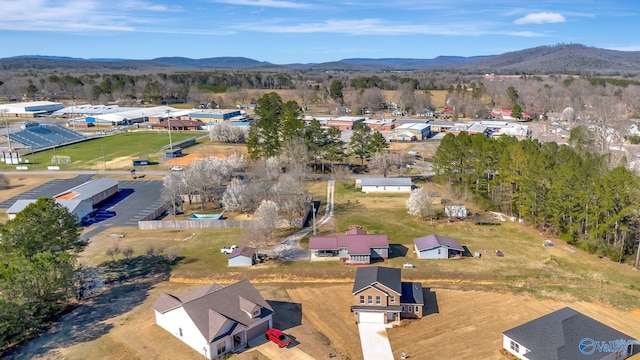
[
  {"x1": 406, "y1": 188, "x2": 434, "y2": 224},
  {"x1": 254, "y1": 199, "x2": 279, "y2": 241},
  {"x1": 222, "y1": 178, "x2": 249, "y2": 213},
  {"x1": 209, "y1": 122, "x2": 247, "y2": 143},
  {"x1": 0, "y1": 174, "x2": 9, "y2": 189},
  {"x1": 162, "y1": 173, "x2": 185, "y2": 217}
]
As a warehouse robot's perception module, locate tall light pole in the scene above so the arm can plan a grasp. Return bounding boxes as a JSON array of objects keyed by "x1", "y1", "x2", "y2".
[
  {"x1": 2, "y1": 109, "x2": 11, "y2": 152},
  {"x1": 70, "y1": 101, "x2": 76, "y2": 132},
  {"x1": 166, "y1": 110, "x2": 173, "y2": 151}
]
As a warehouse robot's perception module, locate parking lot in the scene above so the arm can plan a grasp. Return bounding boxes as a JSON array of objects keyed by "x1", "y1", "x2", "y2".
[{"x1": 1, "y1": 175, "x2": 165, "y2": 229}]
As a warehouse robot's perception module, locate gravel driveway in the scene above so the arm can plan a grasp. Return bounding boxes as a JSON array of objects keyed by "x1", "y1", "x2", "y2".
[{"x1": 268, "y1": 180, "x2": 335, "y2": 261}]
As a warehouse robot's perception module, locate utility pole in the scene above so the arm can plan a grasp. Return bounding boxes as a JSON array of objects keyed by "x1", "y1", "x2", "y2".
[{"x1": 311, "y1": 199, "x2": 317, "y2": 235}]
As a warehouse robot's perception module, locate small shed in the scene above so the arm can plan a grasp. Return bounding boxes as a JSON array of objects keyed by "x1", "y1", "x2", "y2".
[
  {"x1": 132, "y1": 156, "x2": 149, "y2": 166},
  {"x1": 228, "y1": 246, "x2": 256, "y2": 267},
  {"x1": 445, "y1": 205, "x2": 467, "y2": 219}
]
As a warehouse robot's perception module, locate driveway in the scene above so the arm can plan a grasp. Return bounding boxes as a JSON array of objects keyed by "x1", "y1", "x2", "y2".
[
  {"x1": 358, "y1": 323, "x2": 394, "y2": 360},
  {"x1": 269, "y1": 179, "x2": 335, "y2": 261},
  {"x1": 255, "y1": 342, "x2": 315, "y2": 360}
]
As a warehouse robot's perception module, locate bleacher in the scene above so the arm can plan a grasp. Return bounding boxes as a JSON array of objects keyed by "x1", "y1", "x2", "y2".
[{"x1": 8, "y1": 124, "x2": 85, "y2": 150}]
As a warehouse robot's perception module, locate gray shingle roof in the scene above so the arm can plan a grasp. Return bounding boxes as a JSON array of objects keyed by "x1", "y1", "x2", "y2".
[
  {"x1": 502, "y1": 307, "x2": 635, "y2": 360},
  {"x1": 352, "y1": 266, "x2": 402, "y2": 295},
  {"x1": 400, "y1": 282, "x2": 424, "y2": 305},
  {"x1": 152, "y1": 280, "x2": 273, "y2": 343},
  {"x1": 414, "y1": 234, "x2": 463, "y2": 252},
  {"x1": 360, "y1": 177, "x2": 412, "y2": 187}
]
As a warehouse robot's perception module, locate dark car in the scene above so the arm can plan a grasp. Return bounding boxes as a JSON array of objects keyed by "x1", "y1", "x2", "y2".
[{"x1": 265, "y1": 328, "x2": 292, "y2": 348}]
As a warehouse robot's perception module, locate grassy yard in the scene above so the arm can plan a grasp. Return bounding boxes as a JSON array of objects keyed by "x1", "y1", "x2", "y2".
[{"x1": 4, "y1": 174, "x2": 640, "y2": 359}]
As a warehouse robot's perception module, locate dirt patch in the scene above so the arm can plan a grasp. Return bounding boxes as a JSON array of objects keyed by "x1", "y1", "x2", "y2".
[{"x1": 287, "y1": 284, "x2": 640, "y2": 360}]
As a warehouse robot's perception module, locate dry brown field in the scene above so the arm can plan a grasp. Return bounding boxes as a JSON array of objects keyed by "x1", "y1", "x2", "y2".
[{"x1": 289, "y1": 285, "x2": 640, "y2": 360}]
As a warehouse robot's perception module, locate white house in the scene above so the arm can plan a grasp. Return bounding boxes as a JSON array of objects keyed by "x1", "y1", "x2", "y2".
[
  {"x1": 152, "y1": 280, "x2": 273, "y2": 359},
  {"x1": 228, "y1": 246, "x2": 256, "y2": 267},
  {"x1": 358, "y1": 177, "x2": 412, "y2": 193},
  {"x1": 413, "y1": 234, "x2": 464, "y2": 259},
  {"x1": 502, "y1": 307, "x2": 638, "y2": 360}
]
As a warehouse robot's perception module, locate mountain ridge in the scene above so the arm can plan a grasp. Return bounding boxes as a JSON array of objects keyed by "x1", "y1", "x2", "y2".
[{"x1": 2, "y1": 44, "x2": 640, "y2": 73}]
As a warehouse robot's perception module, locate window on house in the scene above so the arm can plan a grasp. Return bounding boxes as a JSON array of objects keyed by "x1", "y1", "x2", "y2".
[
  {"x1": 376, "y1": 296, "x2": 381, "y2": 305},
  {"x1": 389, "y1": 295, "x2": 395, "y2": 303},
  {"x1": 510, "y1": 340, "x2": 519, "y2": 353},
  {"x1": 179, "y1": 328, "x2": 183, "y2": 337},
  {"x1": 415, "y1": 306, "x2": 419, "y2": 312},
  {"x1": 438, "y1": 248, "x2": 441, "y2": 255},
  {"x1": 217, "y1": 341, "x2": 226, "y2": 355},
  {"x1": 367, "y1": 295, "x2": 373, "y2": 304}
]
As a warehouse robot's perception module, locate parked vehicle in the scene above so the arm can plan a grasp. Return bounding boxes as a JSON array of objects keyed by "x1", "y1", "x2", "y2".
[
  {"x1": 265, "y1": 328, "x2": 292, "y2": 348},
  {"x1": 220, "y1": 245, "x2": 238, "y2": 254},
  {"x1": 169, "y1": 166, "x2": 184, "y2": 171}
]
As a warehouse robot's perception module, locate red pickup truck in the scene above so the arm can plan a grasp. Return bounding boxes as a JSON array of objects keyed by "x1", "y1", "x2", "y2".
[{"x1": 265, "y1": 328, "x2": 292, "y2": 348}]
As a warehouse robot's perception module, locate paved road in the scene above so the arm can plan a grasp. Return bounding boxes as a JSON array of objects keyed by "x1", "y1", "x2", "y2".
[
  {"x1": 269, "y1": 179, "x2": 335, "y2": 261},
  {"x1": 358, "y1": 323, "x2": 394, "y2": 360}
]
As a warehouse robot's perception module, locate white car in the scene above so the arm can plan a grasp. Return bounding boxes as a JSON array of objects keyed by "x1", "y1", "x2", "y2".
[
  {"x1": 220, "y1": 245, "x2": 238, "y2": 254},
  {"x1": 169, "y1": 166, "x2": 184, "y2": 171}
]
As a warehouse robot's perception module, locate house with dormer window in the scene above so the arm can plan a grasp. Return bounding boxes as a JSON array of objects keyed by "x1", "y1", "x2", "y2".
[{"x1": 152, "y1": 280, "x2": 273, "y2": 359}]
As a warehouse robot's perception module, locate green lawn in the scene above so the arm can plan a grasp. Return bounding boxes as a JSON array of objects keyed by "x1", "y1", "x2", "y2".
[
  {"x1": 81, "y1": 180, "x2": 640, "y2": 309},
  {"x1": 3, "y1": 131, "x2": 207, "y2": 170}
]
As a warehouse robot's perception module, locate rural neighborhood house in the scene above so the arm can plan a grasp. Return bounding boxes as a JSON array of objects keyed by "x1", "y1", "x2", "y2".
[
  {"x1": 502, "y1": 307, "x2": 638, "y2": 360},
  {"x1": 413, "y1": 234, "x2": 465, "y2": 259},
  {"x1": 309, "y1": 228, "x2": 389, "y2": 265},
  {"x1": 351, "y1": 266, "x2": 424, "y2": 325},
  {"x1": 152, "y1": 280, "x2": 273, "y2": 359},
  {"x1": 357, "y1": 177, "x2": 412, "y2": 193}
]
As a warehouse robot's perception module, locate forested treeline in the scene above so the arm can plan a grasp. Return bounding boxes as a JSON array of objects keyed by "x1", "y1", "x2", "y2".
[{"x1": 432, "y1": 132, "x2": 640, "y2": 262}]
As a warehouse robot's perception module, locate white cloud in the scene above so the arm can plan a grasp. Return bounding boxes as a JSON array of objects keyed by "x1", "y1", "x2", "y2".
[
  {"x1": 210, "y1": 0, "x2": 312, "y2": 9},
  {"x1": 233, "y1": 18, "x2": 547, "y2": 37},
  {"x1": 514, "y1": 12, "x2": 566, "y2": 25}
]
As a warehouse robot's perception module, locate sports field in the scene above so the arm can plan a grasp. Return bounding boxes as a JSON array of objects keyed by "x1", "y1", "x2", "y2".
[{"x1": 2, "y1": 131, "x2": 207, "y2": 170}]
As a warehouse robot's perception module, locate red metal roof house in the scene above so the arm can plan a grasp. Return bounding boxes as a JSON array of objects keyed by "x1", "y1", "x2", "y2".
[{"x1": 309, "y1": 228, "x2": 389, "y2": 265}]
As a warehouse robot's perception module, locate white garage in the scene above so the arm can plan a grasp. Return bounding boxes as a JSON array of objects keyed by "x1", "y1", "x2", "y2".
[{"x1": 357, "y1": 311, "x2": 385, "y2": 324}]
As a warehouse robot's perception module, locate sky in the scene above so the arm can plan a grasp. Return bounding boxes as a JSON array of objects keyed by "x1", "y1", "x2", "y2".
[{"x1": 0, "y1": 0, "x2": 639, "y2": 64}]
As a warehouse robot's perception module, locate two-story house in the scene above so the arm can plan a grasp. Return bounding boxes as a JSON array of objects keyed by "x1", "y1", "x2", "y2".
[{"x1": 350, "y1": 266, "x2": 424, "y2": 325}]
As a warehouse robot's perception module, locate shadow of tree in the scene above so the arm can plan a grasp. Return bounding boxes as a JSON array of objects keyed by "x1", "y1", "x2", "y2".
[{"x1": 6, "y1": 255, "x2": 179, "y2": 360}]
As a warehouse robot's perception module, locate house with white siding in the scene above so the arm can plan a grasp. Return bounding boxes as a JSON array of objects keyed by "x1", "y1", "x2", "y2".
[
  {"x1": 502, "y1": 307, "x2": 638, "y2": 360},
  {"x1": 358, "y1": 177, "x2": 412, "y2": 193},
  {"x1": 152, "y1": 280, "x2": 273, "y2": 359},
  {"x1": 414, "y1": 234, "x2": 464, "y2": 259}
]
